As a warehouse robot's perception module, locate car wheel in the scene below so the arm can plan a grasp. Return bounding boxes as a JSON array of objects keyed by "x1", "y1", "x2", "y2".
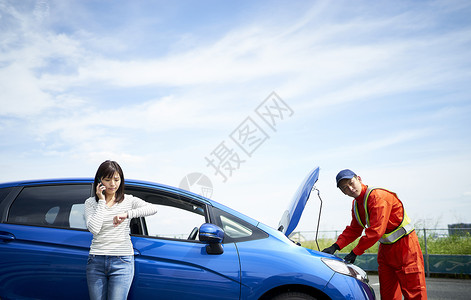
[
  {"x1": 271, "y1": 292, "x2": 316, "y2": 300},
  {"x1": 187, "y1": 226, "x2": 198, "y2": 240}
]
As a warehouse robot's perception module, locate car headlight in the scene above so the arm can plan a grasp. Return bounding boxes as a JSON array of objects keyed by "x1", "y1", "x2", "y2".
[{"x1": 321, "y1": 258, "x2": 369, "y2": 284}]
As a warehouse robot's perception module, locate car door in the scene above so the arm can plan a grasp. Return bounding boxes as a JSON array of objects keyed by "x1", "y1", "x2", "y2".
[
  {"x1": 0, "y1": 183, "x2": 92, "y2": 300},
  {"x1": 125, "y1": 186, "x2": 241, "y2": 300}
]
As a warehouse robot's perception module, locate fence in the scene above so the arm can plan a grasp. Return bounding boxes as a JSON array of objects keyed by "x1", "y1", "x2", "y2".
[{"x1": 290, "y1": 228, "x2": 471, "y2": 276}]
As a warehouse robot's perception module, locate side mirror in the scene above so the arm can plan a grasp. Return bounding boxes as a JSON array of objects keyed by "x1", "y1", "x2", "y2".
[{"x1": 199, "y1": 223, "x2": 224, "y2": 255}]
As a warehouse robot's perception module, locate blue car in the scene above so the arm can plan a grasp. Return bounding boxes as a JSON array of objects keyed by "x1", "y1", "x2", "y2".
[{"x1": 0, "y1": 167, "x2": 375, "y2": 299}]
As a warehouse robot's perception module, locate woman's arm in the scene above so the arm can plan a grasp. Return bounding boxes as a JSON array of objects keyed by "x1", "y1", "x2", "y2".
[
  {"x1": 127, "y1": 195, "x2": 158, "y2": 219},
  {"x1": 84, "y1": 197, "x2": 107, "y2": 235}
]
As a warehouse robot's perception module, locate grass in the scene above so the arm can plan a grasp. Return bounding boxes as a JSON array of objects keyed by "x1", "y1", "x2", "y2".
[
  {"x1": 418, "y1": 233, "x2": 471, "y2": 255},
  {"x1": 299, "y1": 233, "x2": 471, "y2": 255}
]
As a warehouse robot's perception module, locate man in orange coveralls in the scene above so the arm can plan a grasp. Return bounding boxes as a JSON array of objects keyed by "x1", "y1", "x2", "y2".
[{"x1": 322, "y1": 169, "x2": 427, "y2": 300}]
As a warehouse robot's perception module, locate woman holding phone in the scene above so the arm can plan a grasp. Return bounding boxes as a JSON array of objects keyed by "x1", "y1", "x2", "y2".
[{"x1": 84, "y1": 160, "x2": 158, "y2": 300}]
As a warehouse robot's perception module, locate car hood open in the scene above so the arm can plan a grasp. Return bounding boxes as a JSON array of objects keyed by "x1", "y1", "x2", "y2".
[{"x1": 278, "y1": 166, "x2": 320, "y2": 237}]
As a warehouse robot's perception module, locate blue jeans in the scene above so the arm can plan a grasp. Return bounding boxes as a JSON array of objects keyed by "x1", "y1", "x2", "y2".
[{"x1": 86, "y1": 255, "x2": 135, "y2": 300}]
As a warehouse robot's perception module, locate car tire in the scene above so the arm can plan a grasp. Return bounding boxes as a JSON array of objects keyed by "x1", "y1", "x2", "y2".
[{"x1": 271, "y1": 292, "x2": 316, "y2": 300}]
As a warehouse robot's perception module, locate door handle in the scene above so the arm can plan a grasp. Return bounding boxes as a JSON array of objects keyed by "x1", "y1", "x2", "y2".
[{"x1": 0, "y1": 232, "x2": 15, "y2": 241}]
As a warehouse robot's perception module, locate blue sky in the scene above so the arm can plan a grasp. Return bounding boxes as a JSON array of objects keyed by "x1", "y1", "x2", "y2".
[{"x1": 1, "y1": 0, "x2": 470, "y2": 233}]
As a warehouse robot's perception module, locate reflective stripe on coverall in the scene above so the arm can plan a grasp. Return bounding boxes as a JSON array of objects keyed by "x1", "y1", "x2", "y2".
[
  {"x1": 336, "y1": 184, "x2": 427, "y2": 300},
  {"x1": 354, "y1": 186, "x2": 415, "y2": 244}
]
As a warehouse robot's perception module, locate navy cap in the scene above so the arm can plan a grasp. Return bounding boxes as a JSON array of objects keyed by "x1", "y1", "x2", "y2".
[{"x1": 336, "y1": 169, "x2": 356, "y2": 187}]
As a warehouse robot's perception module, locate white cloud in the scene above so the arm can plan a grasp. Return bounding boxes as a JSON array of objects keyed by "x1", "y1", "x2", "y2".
[
  {"x1": 0, "y1": 63, "x2": 54, "y2": 116},
  {"x1": 1, "y1": 0, "x2": 470, "y2": 232}
]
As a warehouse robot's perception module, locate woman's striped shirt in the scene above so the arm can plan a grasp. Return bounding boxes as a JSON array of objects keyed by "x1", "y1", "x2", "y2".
[{"x1": 84, "y1": 194, "x2": 158, "y2": 256}]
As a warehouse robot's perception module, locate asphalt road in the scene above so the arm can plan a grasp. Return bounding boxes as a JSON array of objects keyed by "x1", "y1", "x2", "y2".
[{"x1": 368, "y1": 275, "x2": 471, "y2": 299}]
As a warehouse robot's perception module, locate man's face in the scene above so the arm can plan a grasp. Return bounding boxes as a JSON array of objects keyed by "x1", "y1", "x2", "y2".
[{"x1": 338, "y1": 176, "x2": 362, "y2": 198}]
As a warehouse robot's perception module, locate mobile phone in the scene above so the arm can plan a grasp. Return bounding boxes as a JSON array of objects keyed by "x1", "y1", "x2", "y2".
[{"x1": 98, "y1": 179, "x2": 105, "y2": 195}]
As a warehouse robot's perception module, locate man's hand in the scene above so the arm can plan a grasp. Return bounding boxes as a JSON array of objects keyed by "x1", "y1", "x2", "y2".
[
  {"x1": 322, "y1": 243, "x2": 340, "y2": 254},
  {"x1": 344, "y1": 251, "x2": 357, "y2": 264}
]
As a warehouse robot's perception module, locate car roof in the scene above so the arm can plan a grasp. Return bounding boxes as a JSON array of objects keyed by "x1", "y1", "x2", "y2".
[
  {"x1": 0, "y1": 178, "x2": 210, "y2": 203},
  {"x1": 0, "y1": 178, "x2": 92, "y2": 188},
  {"x1": 0, "y1": 177, "x2": 261, "y2": 227}
]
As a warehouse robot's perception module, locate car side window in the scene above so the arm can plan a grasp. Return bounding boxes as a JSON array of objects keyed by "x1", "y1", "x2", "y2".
[
  {"x1": 0, "y1": 187, "x2": 13, "y2": 205},
  {"x1": 70, "y1": 203, "x2": 86, "y2": 229},
  {"x1": 125, "y1": 187, "x2": 207, "y2": 240},
  {"x1": 220, "y1": 215, "x2": 253, "y2": 239},
  {"x1": 7, "y1": 184, "x2": 90, "y2": 229},
  {"x1": 212, "y1": 207, "x2": 268, "y2": 243}
]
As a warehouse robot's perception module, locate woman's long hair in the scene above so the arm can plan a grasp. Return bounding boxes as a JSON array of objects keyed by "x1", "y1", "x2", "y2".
[{"x1": 93, "y1": 160, "x2": 125, "y2": 203}]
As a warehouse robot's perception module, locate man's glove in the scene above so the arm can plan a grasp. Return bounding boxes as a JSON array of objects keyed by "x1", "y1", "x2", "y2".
[
  {"x1": 322, "y1": 243, "x2": 340, "y2": 254},
  {"x1": 344, "y1": 251, "x2": 357, "y2": 264}
]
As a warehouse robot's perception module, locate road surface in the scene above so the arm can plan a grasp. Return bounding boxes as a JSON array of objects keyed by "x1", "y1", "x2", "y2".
[{"x1": 368, "y1": 275, "x2": 471, "y2": 299}]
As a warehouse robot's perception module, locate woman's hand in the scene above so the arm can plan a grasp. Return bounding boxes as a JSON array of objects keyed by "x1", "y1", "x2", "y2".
[
  {"x1": 113, "y1": 213, "x2": 128, "y2": 227},
  {"x1": 96, "y1": 183, "x2": 106, "y2": 200}
]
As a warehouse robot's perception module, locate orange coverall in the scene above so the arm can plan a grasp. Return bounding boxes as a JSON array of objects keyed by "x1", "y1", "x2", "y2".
[{"x1": 335, "y1": 183, "x2": 427, "y2": 300}]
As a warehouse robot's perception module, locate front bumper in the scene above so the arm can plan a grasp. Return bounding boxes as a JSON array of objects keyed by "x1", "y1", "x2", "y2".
[{"x1": 321, "y1": 257, "x2": 375, "y2": 299}]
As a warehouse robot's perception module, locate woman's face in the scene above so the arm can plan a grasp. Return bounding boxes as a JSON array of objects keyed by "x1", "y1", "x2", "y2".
[
  {"x1": 338, "y1": 176, "x2": 362, "y2": 198},
  {"x1": 100, "y1": 172, "x2": 121, "y2": 196}
]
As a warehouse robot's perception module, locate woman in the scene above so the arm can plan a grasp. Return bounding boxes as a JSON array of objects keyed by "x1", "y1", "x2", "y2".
[{"x1": 84, "y1": 160, "x2": 158, "y2": 300}]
